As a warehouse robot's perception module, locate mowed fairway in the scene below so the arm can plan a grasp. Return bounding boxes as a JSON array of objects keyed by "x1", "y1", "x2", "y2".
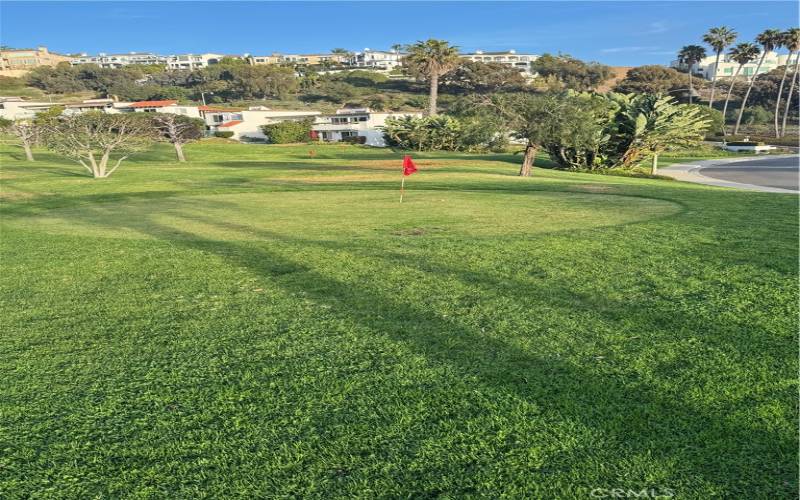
[{"x1": 1, "y1": 141, "x2": 797, "y2": 498}]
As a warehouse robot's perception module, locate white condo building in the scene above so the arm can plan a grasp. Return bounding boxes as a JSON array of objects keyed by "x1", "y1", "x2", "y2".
[
  {"x1": 350, "y1": 49, "x2": 404, "y2": 71},
  {"x1": 460, "y1": 50, "x2": 539, "y2": 75},
  {"x1": 312, "y1": 108, "x2": 423, "y2": 147},
  {"x1": 71, "y1": 52, "x2": 168, "y2": 68},
  {"x1": 167, "y1": 53, "x2": 225, "y2": 70},
  {"x1": 672, "y1": 51, "x2": 793, "y2": 81}
]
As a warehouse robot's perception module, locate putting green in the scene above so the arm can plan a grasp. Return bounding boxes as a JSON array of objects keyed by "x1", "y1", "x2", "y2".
[{"x1": 10, "y1": 190, "x2": 682, "y2": 241}]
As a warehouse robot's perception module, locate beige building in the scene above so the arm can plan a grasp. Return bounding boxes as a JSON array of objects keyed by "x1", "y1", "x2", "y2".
[
  {"x1": 248, "y1": 53, "x2": 350, "y2": 66},
  {"x1": 0, "y1": 46, "x2": 72, "y2": 74},
  {"x1": 460, "y1": 50, "x2": 539, "y2": 75}
]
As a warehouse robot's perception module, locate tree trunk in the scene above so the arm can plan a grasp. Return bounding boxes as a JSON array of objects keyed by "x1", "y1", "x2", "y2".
[
  {"x1": 708, "y1": 51, "x2": 722, "y2": 109},
  {"x1": 98, "y1": 151, "x2": 110, "y2": 178},
  {"x1": 721, "y1": 65, "x2": 743, "y2": 138},
  {"x1": 651, "y1": 153, "x2": 659, "y2": 176},
  {"x1": 22, "y1": 142, "x2": 34, "y2": 162},
  {"x1": 781, "y1": 53, "x2": 800, "y2": 137},
  {"x1": 519, "y1": 143, "x2": 536, "y2": 177},
  {"x1": 428, "y1": 72, "x2": 439, "y2": 116},
  {"x1": 87, "y1": 152, "x2": 100, "y2": 178},
  {"x1": 774, "y1": 51, "x2": 794, "y2": 138},
  {"x1": 734, "y1": 53, "x2": 766, "y2": 136},
  {"x1": 174, "y1": 142, "x2": 186, "y2": 162}
]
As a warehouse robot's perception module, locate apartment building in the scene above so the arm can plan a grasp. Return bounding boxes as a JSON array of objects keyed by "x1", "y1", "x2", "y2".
[
  {"x1": 672, "y1": 51, "x2": 793, "y2": 81},
  {"x1": 0, "y1": 97, "x2": 59, "y2": 120},
  {"x1": 350, "y1": 49, "x2": 404, "y2": 71},
  {"x1": 247, "y1": 53, "x2": 350, "y2": 66},
  {"x1": 167, "y1": 53, "x2": 225, "y2": 70},
  {"x1": 0, "y1": 46, "x2": 72, "y2": 74},
  {"x1": 71, "y1": 52, "x2": 168, "y2": 68},
  {"x1": 460, "y1": 50, "x2": 539, "y2": 75},
  {"x1": 209, "y1": 106, "x2": 322, "y2": 141},
  {"x1": 312, "y1": 107, "x2": 422, "y2": 147}
]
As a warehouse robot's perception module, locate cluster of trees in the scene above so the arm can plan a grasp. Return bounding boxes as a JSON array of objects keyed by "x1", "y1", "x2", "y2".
[
  {"x1": 0, "y1": 110, "x2": 205, "y2": 177},
  {"x1": 25, "y1": 61, "x2": 298, "y2": 102},
  {"x1": 385, "y1": 91, "x2": 711, "y2": 175},
  {"x1": 679, "y1": 26, "x2": 800, "y2": 137}
]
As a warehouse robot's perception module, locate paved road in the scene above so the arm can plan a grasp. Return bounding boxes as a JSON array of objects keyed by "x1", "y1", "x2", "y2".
[{"x1": 699, "y1": 155, "x2": 799, "y2": 191}]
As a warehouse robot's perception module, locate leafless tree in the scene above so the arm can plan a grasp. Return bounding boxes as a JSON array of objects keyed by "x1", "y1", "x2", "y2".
[
  {"x1": 41, "y1": 112, "x2": 155, "y2": 178},
  {"x1": 0, "y1": 118, "x2": 38, "y2": 161},
  {"x1": 151, "y1": 113, "x2": 205, "y2": 162}
]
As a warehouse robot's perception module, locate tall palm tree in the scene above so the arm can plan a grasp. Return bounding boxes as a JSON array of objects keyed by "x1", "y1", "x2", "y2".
[
  {"x1": 703, "y1": 26, "x2": 738, "y2": 109},
  {"x1": 403, "y1": 39, "x2": 460, "y2": 116},
  {"x1": 779, "y1": 28, "x2": 800, "y2": 137},
  {"x1": 722, "y1": 43, "x2": 760, "y2": 137},
  {"x1": 678, "y1": 45, "x2": 707, "y2": 104},
  {"x1": 390, "y1": 44, "x2": 404, "y2": 54},
  {"x1": 734, "y1": 29, "x2": 784, "y2": 135}
]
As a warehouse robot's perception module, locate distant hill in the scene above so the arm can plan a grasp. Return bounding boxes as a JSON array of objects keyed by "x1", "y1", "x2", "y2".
[{"x1": 597, "y1": 66, "x2": 633, "y2": 93}]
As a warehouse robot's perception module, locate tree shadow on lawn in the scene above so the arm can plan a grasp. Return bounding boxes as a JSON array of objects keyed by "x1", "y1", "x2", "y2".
[{"x1": 49, "y1": 201, "x2": 796, "y2": 496}]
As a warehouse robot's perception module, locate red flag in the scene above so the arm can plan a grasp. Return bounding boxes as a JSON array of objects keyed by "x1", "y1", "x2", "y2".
[{"x1": 403, "y1": 155, "x2": 418, "y2": 176}]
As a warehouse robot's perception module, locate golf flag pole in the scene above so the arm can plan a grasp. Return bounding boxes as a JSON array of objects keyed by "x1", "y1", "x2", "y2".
[{"x1": 400, "y1": 155, "x2": 417, "y2": 203}]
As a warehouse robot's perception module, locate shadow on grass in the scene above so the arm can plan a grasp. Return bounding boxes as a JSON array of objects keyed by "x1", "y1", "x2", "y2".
[{"x1": 32, "y1": 197, "x2": 796, "y2": 496}]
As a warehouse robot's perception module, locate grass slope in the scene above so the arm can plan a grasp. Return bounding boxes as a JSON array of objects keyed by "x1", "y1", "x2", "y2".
[{"x1": 1, "y1": 141, "x2": 797, "y2": 498}]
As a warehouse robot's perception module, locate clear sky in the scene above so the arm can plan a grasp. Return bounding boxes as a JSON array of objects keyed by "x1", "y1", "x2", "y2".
[{"x1": 1, "y1": 1, "x2": 797, "y2": 66}]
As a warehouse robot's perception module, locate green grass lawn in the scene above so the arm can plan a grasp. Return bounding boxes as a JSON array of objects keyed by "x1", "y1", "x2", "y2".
[{"x1": 1, "y1": 141, "x2": 797, "y2": 498}]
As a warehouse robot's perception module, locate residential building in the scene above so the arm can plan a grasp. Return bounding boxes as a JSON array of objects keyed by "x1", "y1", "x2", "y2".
[
  {"x1": 0, "y1": 46, "x2": 72, "y2": 75},
  {"x1": 70, "y1": 52, "x2": 168, "y2": 68},
  {"x1": 63, "y1": 98, "x2": 120, "y2": 115},
  {"x1": 312, "y1": 107, "x2": 423, "y2": 147},
  {"x1": 350, "y1": 49, "x2": 404, "y2": 71},
  {"x1": 209, "y1": 106, "x2": 322, "y2": 141},
  {"x1": 0, "y1": 97, "x2": 59, "y2": 120},
  {"x1": 671, "y1": 51, "x2": 793, "y2": 81},
  {"x1": 167, "y1": 53, "x2": 225, "y2": 70},
  {"x1": 248, "y1": 53, "x2": 350, "y2": 66},
  {"x1": 460, "y1": 50, "x2": 539, "y2": 75},
  {"x1": 118, "y1": 100, "x2": 202, "y2": 118},
  {"x1": 247, "y1": 54, "x2": 283, "y2": 65}
]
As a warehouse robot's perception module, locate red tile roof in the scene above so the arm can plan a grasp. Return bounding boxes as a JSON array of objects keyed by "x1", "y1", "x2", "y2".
[
  {"x1": 218, "y1": 120, "x2": 242, "y2": 128},
  {"x1": 129, "y1": 100, "x2": 178, "y2": 108}
]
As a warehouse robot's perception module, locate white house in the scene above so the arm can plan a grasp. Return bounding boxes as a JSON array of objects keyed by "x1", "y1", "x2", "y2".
[
  {"x1": 460, "y1": 50, "x2": 539, "y2": 75},
  {"x1": 350, "y1": 49, "x2": 404, "y2": 71},
  {"x1": 312, "y1": 108, "x2": 423, "y2": 147},
  {"x1": 0, "y1": 97, "x2": 58, "y2": 120},
  {"x1": 671, "y1": 51, "x2": 793, "y2": 81},
  {"x1": 210, "y1": 106, "x2": 322, "y2": 141},
  {"x1": 71, "y1": 52, "x2": 168, "y2": 68},
  {"x1": 167, "y1": 53, "x2": 225, "y2": 70}
]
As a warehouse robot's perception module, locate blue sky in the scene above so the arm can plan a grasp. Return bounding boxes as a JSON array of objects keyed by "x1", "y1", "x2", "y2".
[{"x1": 1, "y1": 1, "x2": 797, "y2": 66}]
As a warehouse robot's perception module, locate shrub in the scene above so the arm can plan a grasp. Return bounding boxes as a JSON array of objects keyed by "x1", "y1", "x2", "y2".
[
  {"x1": 341, "y1": 135, "x2": 366, "y2": 144},
  {"x1": 214, "y1": 131, "x2": 234, "y2": 138},
  {"x1": 261, "y1": 119, "x2": 313, "y2": 144}
]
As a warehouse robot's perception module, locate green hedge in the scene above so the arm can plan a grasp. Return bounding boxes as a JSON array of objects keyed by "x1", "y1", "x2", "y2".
[
  {"x1": 261, "y1": 119, "x2": 314, "y2": 144},
  {"x1": 214, "y1": 131, "x2": 234, "y2": 139}
]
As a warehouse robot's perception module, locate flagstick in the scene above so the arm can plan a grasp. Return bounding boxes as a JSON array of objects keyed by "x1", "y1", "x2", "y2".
[{"x1": 400, "y1": 176, "x2": 405, "y2": 203}]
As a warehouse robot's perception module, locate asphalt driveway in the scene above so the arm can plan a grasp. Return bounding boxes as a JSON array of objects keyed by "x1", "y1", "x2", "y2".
[{"x1": 699, "y1": 155, "x2": 799, "y2": 191}]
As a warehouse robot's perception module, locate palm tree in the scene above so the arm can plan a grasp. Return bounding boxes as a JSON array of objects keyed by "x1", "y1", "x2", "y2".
[
  {"x1": 722, "y1": 43, "x2": 760, "y2": 137},
  {"x1": 403, "y1": 39, "x2": 460, "y2": 116},
  {"x1": 703, "y1": 26, "x2": 738, "y2": 109},
  {"x1": 390, "y1": 44, "x2": 405, "y2": 54},
  {"x1": 678, "y1": 45, "x2": 707, "y2": 104},
  {"x1": 734, "y1": 29, "x2": 784, "y2": 135},
  {"x1": 779, "y1": 28, "x2": 800, "y2": 137}
]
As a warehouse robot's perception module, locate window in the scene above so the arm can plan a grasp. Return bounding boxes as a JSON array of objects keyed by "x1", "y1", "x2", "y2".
[
  {"x1": 723, "y1": 67, "x2": 733, "y2": 75},
  {"x1": 341, "y1": 131, "x2": 358, "y2": 138}
]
